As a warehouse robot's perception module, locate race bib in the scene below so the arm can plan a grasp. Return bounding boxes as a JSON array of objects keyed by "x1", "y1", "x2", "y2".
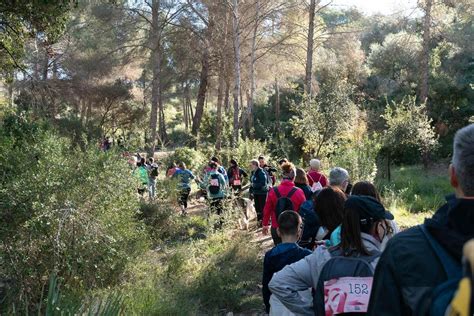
[
  {"x1": 210, "y1": 179, "x2": 219, "y2": 187},
  {"x1": 324, "y1": 277, "x2": 373, "y2": 315},
  {"x1": 233, "y1": 179, "x2": 241, "y2": 186}
]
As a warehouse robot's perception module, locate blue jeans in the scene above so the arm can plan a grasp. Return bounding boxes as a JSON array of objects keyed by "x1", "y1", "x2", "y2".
[{"x1": 148, "y1": 178, "x2": 156, "y2": 200}]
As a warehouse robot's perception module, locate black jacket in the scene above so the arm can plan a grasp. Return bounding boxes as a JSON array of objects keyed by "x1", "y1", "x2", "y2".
[
  {"x1": 368, "y1": 195, "x2": 474, "y2": 315},
  {"x1": 227, "y1": 166, "x2": 248, "y2": 185},
  {"x1": 295, "y1": 183, "x2": 312, "y2": 200},
  {"x1": 262, "y1": 243, "x2": 312, "y2": 313}
]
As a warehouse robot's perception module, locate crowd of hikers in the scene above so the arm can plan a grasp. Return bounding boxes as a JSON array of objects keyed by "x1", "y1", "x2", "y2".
[{"x1": 124, "y1": 123, "x2": 474, "y2": 315}]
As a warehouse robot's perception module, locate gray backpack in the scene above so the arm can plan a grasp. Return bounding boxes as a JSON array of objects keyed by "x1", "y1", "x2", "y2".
[{"x1": 314, "y1": 247, "x2": 381, "y2": 315}]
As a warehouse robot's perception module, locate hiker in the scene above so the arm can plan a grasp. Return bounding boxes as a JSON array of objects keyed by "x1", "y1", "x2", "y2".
[
  {"x1": 166, "y1": 162, "x2": 178, "y2": 178},
  {"x1": 298, "y1": 192, "x2": 320, "y2": 249},
  {"x1": 262, "y1": 162, "x2": 306, "y2": 245},
  {"x1": 329, "y1": 167, "x2": 350, "y2": 194},
  {"x1": 368, "y1": 124, "x2": 474, "y2": 315},
  {"x1": 328, "y1": 181, "x2": 398, "y2": 249},
  {"x1": 269, "y1": 195, "x2": 394, "y2": 315},
  {"x1": 307, "y1": 159, "x2": 328, "y2": 192},
  {"x1": 227, "y1": 159, "x2": 248, "y2": 193},
  {"x1": 173, "y1": 162, "x2": 196, "y2": 216},
  {"x1": 147, "y1": 157, "x2": 159, "y2": 200},
  {"x1": 294, "y1": 168, "x2": 313, "y2": 200},
  {"x1": 262, "y1": 211, "x2": 312, "y2": 315},
  {"x1": 201, "y1": 161, "x2": 227, "y2": 228},
  {"x1": 133, "y1": 161, "x2": 149, "y2": 197},
  {"x1": 351, "y1": 181, "x2": 399, "y2": 250},
  {"x1": 259, "y1": 155, "x2": 277, "y2": 186},
  {"x1": 315, "y1": 187, "x2": 347, "y2": 247},
  {"x1": 249, "y1": 159, "x2": 270, "y2": 227},
  {"x1": 278, "y1": 158, "x2": 289, "y2": 166},
  {"x1": 211, "y1": 156, "x2": 228, "y2": 184}
]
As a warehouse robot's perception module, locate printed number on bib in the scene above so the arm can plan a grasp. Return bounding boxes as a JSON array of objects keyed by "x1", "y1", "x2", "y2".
[
  {"x1": 210, "y1": 179, "x2": 219, "y2": 187},
  {"x1": 233, "y1": 179, "x2": 241, "y2": 186},
  {"x1": 324, "y1": 277, "x2": 373, "y2": 315}
]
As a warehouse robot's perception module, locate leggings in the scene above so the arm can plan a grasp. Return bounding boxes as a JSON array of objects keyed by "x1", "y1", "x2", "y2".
[
  {"x1": 254, "y1": 194, "x2": 267, "y2": 221},
  {"x1": 178, "y1": 188, "x2": 191, "y2": 209},
  {"x1": 210, "y1": 198, "x2": 224, "y2": 229}
]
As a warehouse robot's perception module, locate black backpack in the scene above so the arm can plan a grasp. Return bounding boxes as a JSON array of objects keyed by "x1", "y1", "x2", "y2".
[
  {"x1": 208, "y1": 173, "x2": 221, "y2": 195},
  {"x1": 274, "y1": 187, "x2": 298, "y2": 219},
  {"x1": 150, "y1": 165, "x2": 159, "y2": 178},
  {"x1": 314, "y1": 247, "x2": 381, "y2": 315}
]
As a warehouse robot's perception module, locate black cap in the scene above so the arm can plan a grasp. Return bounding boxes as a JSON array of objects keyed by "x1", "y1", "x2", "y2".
[{"x1": 345, "y1": 195, "x2": 394, "y2": 222}]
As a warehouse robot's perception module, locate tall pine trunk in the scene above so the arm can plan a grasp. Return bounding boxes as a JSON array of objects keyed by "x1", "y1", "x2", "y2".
[
  {"x1": 419, "y1": 0, "x2": 432, "y2": 105},
  {"x1": 191, "y1": 48, "x2": 210, "y2": 144},
  {"x1": 305, "y1": 0, "x2": 317, "y2": 98},
  {"x1": 247, "y1": 0, "x2": 259, "y2": 139},
  {"x1": 231, "y1": 0, "x2": 241, "y2": 148},
  {"x1": 275, "y1": 77, "x2": 280, "y2": 140},
  {"x1": 148, "y1": 0, "x2": 162, "y2": 155}
]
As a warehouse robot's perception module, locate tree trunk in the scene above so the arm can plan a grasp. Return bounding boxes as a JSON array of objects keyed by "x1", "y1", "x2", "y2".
[
  {"x1": 148, "y1": 0, "x2": 162, "y2": 155},
  {"x1": 216, "y1": 73, "x2": 224, "y2": 150},
  {"x1": 231, "y1": 0, "x2": 241, "y2": 148},
  {"x1": 305, "y1": 0, "x2": 317, "y2": 98},
  {"x1": 275, "y1": 77, "x2": 280, "y2": 139},
  {"x1": 224, "y1": 78, "x2": 230, "y2": 115},
  {"x1": 186, "y1": 84, "x2": 193, "y2": 129},
  {"x1": 419, "y1": 0, "x2": 432, "y2": 105},
  {"x1": 183, "y1": 83, "x2": 189, "y2": 131},
  {"x1": 247, "y1": 0, "x2": 259, "y2": 139},
  {"x1": 191, "y1": 48, "x2": 210, "y2": 142}
]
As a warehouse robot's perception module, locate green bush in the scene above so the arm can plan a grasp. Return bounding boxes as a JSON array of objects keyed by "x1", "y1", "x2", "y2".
[
  {"x1": 0, "y1": 114, "x2": 148, "y2": 313},
  {"x1": 166, "y1": 147, "x2": 207, "y2": 171}
]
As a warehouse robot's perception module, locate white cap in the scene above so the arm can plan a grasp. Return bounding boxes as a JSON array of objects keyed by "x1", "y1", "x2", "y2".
[{"x1": 310, "y1": 159, "x2": 321, "y2": 169}]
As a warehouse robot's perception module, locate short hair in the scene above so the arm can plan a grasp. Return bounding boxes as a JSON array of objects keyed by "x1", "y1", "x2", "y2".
[
  {"x1": 178, "y1": 162, "x2": 186, "y2": 169},
  {"x1": 314, "y1": 187, "x2": 347, "y2": 232},
  {"x1": 295, "y1": 168, "x2": 309, "y2": 185},
  {"x1": 230, "y1": 159, "x2": 238, "y2": 166},
  {"x1": 279, "y1": 158, "x2": 288, "y2": 165},
  {"x1": 278, "y1": 211, "x2": 301, "y2": 235},
  {"x1": 281, "y1": 162, "x2": 296, "y2": 180},
  {"x1": 329, "y1": 167, "x2": 349, "y2": 186},
  {"x1": 250, "y1": 159, "x2": 259, "y2": 166},
  {"x1": 452, "y1": 124, "x2": 474, "y2": 196},
  {"x1": 148, "y1": 157, "x2": 154, "y2": 163},
  {"x1": 211, "y1": 156, "x2": 219, "y2": 163},
  {"x1": 258, "y1": 155, "x2": 265, "y2": 161},
  {"x1": 209, "y1": 161, "x2": 218, "y2": 169},
  {"x1": 310, "y1": 159, "x2": 321, "y2": 169}
]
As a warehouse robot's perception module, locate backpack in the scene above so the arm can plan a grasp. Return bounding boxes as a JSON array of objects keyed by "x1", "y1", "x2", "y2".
[
  {"x1": 208, "y1": 173, "x2": 221, "y2": 195},
  {"x1": 230, "y1": 167, "x2": 240, "y2": 186},
  {"x1": 150, "y1": 165, "x2": 159, "y2": 178},
  {"x1": 273, "y1": 187, "x2": 298, "y2": 220},
  {"x1": 309, "y1": 173, "x2": 323, "y2": 192},
  {"x1": 419, "y1": 225, "x2": 462, "y2": 316},
  {"x1": 262, "y1": 168, "x2": 273, "y2": 192},
  {"x1": 314, "y1": 247, "x2": 381, "y2": 315}
]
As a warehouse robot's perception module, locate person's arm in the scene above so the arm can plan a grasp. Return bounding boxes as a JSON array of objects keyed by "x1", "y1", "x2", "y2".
[
  {"x1": 262, "y1": 190, "x2": 274, "y2": 227},
  {"x1": 262, "y1": 253, "x2": 272, "y2": 313},
  {"x1": 367, "y1": 240, "x2": 405, "y2": 315},
  {"x1": 268, "y1": 254, "x2": 316, "y2": 315}
]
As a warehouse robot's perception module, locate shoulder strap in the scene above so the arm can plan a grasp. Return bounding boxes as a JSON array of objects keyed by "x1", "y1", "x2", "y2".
[
  {"x1": 420, "y1": 224, "x2": 461, "y2": 279},
  {"x1": 287, "y1": 187, "x2": 298, "y2": 199},
  {"x1": 308, "y1": 173, "x2": 315, "y2": 183},
  {"x1": 273, "y1": 187, "x2": 281, "y2": 198}
]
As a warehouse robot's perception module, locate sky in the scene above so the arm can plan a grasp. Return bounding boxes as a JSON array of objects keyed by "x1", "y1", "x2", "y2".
[{"x1": 329, "y1": 0, "x2": 419, "y2": 16}]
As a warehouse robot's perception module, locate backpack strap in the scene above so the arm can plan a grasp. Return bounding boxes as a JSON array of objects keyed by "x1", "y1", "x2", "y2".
[
  {"x1": 420, "y1": 224, "x2": 462, "y2": 279},
  {"x1": 273, "y1": 187, "x2": 281, "y2": 199},
  {"x1": 287, "y1": 187, "x2": 298, "y2": 199}
]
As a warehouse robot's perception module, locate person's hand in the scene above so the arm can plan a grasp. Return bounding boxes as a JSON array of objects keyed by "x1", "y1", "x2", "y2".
[{"x1": 262, "y1": 226, "x2": 270, "y2": 235}]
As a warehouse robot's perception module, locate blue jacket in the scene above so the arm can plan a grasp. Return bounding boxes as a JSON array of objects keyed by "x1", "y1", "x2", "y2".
[
  {"x1": 173, "y1": 169, "x2": 195, "y2": 190},
  {"x1": 200, "y1": 170, "x2": 227, "y2": 199},
  {"x1": 250, "y1": 167, "x2": 268, "y2": 195},
  {"x1": 262, "y1": 243, "x2": 312, "y2": 313}
]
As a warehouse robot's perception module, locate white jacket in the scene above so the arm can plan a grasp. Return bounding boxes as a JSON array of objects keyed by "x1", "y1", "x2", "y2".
[{"x1": 268, "y1": 233, "x2": 382, "y2": 315}]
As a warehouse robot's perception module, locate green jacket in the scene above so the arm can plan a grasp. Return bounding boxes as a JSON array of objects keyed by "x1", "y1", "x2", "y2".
[{"x1": 134, "y1": 166, "x2": 149, "y2": 185}]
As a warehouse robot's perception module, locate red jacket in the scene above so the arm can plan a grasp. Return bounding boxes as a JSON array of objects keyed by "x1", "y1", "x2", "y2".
[
  {"x1": 307, "y1": 170, "x2": 328, "y2": 187},
  {"x1": 263, "y1": 180, "x2": 306, "y2": 228}
]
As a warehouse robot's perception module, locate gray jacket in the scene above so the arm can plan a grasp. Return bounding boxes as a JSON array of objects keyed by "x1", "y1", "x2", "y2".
[{"x1": 268, "y1": 233, "x2": 382, "y2": 315}]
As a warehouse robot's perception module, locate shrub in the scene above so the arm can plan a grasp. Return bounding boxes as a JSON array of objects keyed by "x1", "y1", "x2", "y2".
[
  {"x1": 166, "y1": 147, "x2": 207, "y2": 171},
  {"x1": 0, "y1": 114, "x2": 148, "y2": 313}
]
